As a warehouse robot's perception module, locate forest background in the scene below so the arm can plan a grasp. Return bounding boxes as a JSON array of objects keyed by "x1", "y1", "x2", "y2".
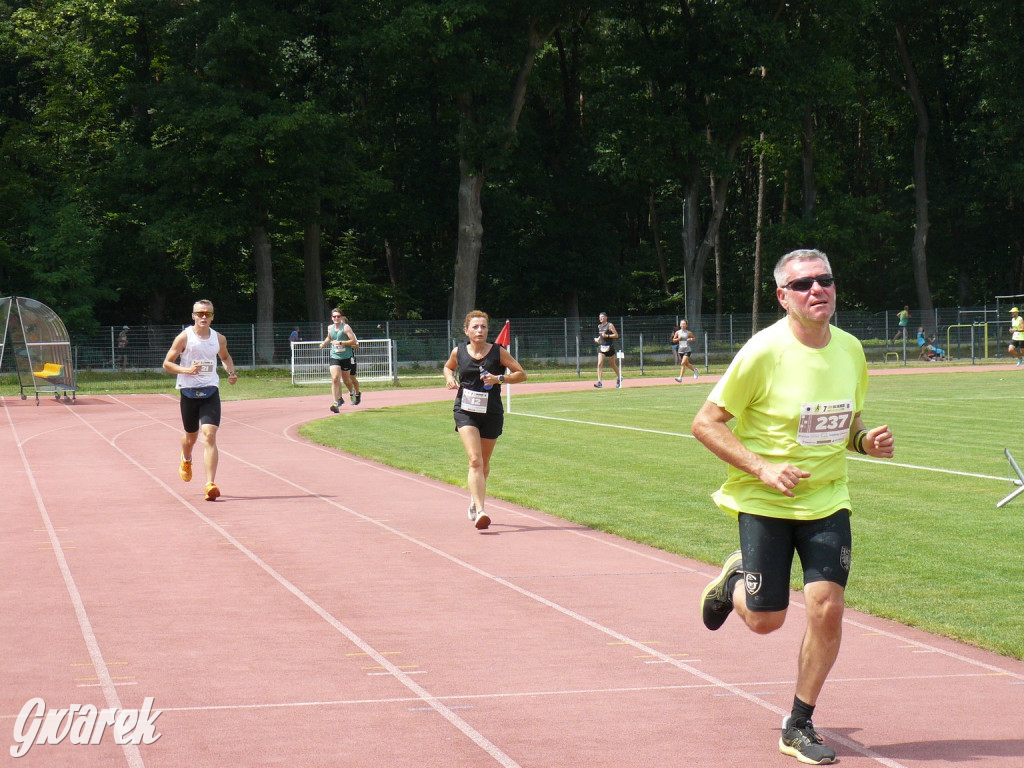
[{"x1": 1, "y1": 1, "x2": 1022, "y2": 363}]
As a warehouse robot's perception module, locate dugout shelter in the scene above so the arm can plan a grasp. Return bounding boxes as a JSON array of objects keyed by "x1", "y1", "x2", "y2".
[{"x1": 0, "y1": 296, "x2": 77, "y2": 404}]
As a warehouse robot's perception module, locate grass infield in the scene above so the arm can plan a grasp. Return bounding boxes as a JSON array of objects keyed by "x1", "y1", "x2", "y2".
[{"x1": 301, "y1": 370, "x2": 1024, "y2": 661}]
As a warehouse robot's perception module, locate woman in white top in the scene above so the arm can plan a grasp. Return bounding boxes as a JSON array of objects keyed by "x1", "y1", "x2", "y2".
[{"x1": 672, "y1": 320, "x2": 699, "y2": 381}]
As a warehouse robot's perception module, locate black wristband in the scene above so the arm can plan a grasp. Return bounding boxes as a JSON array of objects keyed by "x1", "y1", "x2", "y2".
[{"x1": 854, "y1": 430, "x2": 868, "y2": 454}]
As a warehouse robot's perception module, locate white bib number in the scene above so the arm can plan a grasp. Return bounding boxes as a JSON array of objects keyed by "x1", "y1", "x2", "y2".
[
  {"x1": 198, "y1": 359, "x2": 215, "y2": 374},
  {"x1": 461, "y1": 390, "x2": 489, "y2": 414},
  {"x1": 797, "y1": 400, "x2": 853, "y2": 446}
]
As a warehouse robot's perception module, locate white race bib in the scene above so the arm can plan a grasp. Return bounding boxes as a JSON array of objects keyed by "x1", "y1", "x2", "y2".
[
  {"x1": 461, "y1": 390, "x2": 489, "y2": 414},
  {"x1": 197, "y1": 359, "x2": 215, "y2": 374},
  {"x1": 796, "y1": 400, "x2": 853, "y2": 446}
]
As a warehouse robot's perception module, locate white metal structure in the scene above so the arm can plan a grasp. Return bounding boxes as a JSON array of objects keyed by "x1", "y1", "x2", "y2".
[
  {"x1": 290, "y1": 339, "x2": 394, "y2": 385},
  {"x1": 997, "y1": 448, "x2": 1024, "y2": 508},
  {"x1": 1, "y1": 295, "x2": 77, "y2": 404}
]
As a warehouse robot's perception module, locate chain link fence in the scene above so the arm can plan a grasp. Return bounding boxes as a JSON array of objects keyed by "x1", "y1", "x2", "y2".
[{"x1": 0, "y1": 307, "x2": 1013, "y2": 380}]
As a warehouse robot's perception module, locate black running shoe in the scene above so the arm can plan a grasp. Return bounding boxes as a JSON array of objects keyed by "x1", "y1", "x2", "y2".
[
  {"x1": 699, "y1": 550, "x2": 743, "y2": 630},
  {"x1": 329, "y1": 400, "x2": 340, "y2": 413},
  {"x1": 353, "y1": 392, "x2": 361, "y2": 405},
  {"x1": 779, "y1": 717, "x2": 836, "y2": 764}
]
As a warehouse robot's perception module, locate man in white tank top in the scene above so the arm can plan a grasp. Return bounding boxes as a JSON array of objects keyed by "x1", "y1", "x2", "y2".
[{"x1": 162, "y1": 299, "x2": 238, "y2": 501}]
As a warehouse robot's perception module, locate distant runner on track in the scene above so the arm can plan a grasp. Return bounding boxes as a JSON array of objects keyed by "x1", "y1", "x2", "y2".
[
  {"x1": 443, "y1": 311, "x2": 526, "y2": 530},
  {"x1": 163, "y1": 299, "x2": 238, "y2": 502}
]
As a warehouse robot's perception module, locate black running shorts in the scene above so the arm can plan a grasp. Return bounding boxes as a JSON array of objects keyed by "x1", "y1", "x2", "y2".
[
  {"x1": 329, "y1": 357, "x2": 357, "y2": 373},
  {"x1": 453, "y1": 409, "x2": 504, "y2": 440},
  {"x1": 180, "y1": 388, "x2": 222, "y2": 433},
  {"x1": 737, "y1": 510, "x2": 851, "y2": 612}
]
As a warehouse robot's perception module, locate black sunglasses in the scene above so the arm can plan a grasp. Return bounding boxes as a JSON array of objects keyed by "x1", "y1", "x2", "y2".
[{"x1": 783, "y1": 274, "x2": 835, "y2": 292}]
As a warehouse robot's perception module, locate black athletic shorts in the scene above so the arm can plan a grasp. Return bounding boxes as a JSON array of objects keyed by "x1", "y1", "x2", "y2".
[
  {"x1": 180, "y1": 387, "x2": 222, "y2": 433},
  {"x1": 330, "y1": 357, "x2": 357, "y2": 373},
  {"x1": 453, "y1": 408, "x2": 504, "y2": 440},
  {"x1": 737, "y1": 510, "x2": 851, "y2": 612}
]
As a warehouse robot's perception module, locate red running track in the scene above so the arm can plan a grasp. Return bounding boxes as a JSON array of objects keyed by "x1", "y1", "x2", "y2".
[{"x1": 1, "y1": 376, "x2": 1023, "y2": 767}]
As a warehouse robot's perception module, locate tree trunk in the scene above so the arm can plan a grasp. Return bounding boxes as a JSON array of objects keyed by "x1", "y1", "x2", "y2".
[
  {"x1": 801, "y1": 104, "x2": 817, "y2": 221},
  {"x1": 753, "y1": 135, "x2": 767, "y2": 332},
  {"x1": 649, "y1": 193, "x2": 670, "y2": 296},
  {"x1": 450, "y1": 21, "x2": 558, "y2": 327},
  {"x1": 451, "y1": 155, "x2": 484, "y2": 325},
  {"x1": 384, "y1": 238, "x2": 406, "y2": 319},
  {"x1": 682, "y1": 135, "x2": 742, "y2": 333},
  {"x1": 895, "y1": 23, "x2": 934, "y2": 326},
  {"x1": 252, "y1": 224, "x2": 275, "y2": 364},
  {"x1": 303, "y1": 217, "x2": 325, "y2": 322},
  {"x1": 710, "y1": 171, "x2": 723, "y2": 329}
]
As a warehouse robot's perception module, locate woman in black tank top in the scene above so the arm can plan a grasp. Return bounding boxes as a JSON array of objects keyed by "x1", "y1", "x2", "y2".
[{"x1": 443, "y1": 311, "x2": 527, "y2": 530}]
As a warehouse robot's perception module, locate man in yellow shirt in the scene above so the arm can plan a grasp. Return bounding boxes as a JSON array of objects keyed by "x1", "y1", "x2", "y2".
[
  {"x1": 1008, "y1": 307, "x2": 1024, "y2": 367},
  {"x1": 692, "y1": 249, "x2": 894, "y2": 765}
]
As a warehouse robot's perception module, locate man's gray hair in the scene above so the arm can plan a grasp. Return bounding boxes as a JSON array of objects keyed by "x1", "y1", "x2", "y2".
[{"x1": 773, "y1": 249, "x2": 832, "y2": 288}]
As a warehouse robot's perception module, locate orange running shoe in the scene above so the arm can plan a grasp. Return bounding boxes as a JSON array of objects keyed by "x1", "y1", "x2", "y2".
[
  {"x1": 179, "y1": 455, "x2": 192, "y2": 482},
  {"x1": 204, "y1": 482, "x2": 220, "y2": 501}
]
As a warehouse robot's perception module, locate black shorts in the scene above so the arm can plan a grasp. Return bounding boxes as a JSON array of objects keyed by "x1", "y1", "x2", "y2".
[
  {"x1": 330, "y1": 358, "x2": 357, "y2": 373},
  {"x1": 737, "y1": 510, "x2": 851, "y2": 612},
  {"x1": 453, "y1": 408, "x2": 504, "y2": 440},
  {"x1": 180, "y1": 388, "x2": 222, "y2": 433}
]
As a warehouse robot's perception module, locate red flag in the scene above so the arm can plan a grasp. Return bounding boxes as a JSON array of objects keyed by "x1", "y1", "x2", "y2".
[{"x1": 494, "y1": 320, "x2": 511, "y2": 347}]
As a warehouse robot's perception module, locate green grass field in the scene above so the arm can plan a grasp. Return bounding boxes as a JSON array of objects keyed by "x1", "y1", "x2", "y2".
[{"x1": 301, "y1": 370, "x2": 1024, "y2": 660}]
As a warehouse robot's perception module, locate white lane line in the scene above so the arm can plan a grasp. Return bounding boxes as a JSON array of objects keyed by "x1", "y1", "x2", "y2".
[
  {"x1": 100, "y1": 400, "x2": 906, "y2": 767},
  {"x1": 2, "y1": 397, "x2": 146, "y2": 768},
  {"x1": 102, "y1": 395, "x2": 1024, "y2": 767},
  {"x1": 70, "y1": 397, "x2": 523, "y2": 768}
]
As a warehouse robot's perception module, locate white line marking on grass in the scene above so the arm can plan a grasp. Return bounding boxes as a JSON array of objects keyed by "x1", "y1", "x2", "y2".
[
  {"x1": 513, "y1": 411, "x2": 1015, "y2": 483},
  {"x1": 516, "y1": 411, "x2": 694, "y2": 439}
]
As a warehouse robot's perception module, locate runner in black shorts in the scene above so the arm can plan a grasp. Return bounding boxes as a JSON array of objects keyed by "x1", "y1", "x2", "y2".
[
  {"x1": 692, "y1": 249, "x2": 894, "y2": 765},
  {"x1": 738, "y1": 511, "x2": 852, "y2": 613},
  {"x1": 443, "y1": 310, "x2": 526, "y2": 530},
  {"x1": 179, "y1": 388, "x2": 223, "y2": 434},
  {"x1": 163, "y1": 299, "x2": 239, "y2": 502}
]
